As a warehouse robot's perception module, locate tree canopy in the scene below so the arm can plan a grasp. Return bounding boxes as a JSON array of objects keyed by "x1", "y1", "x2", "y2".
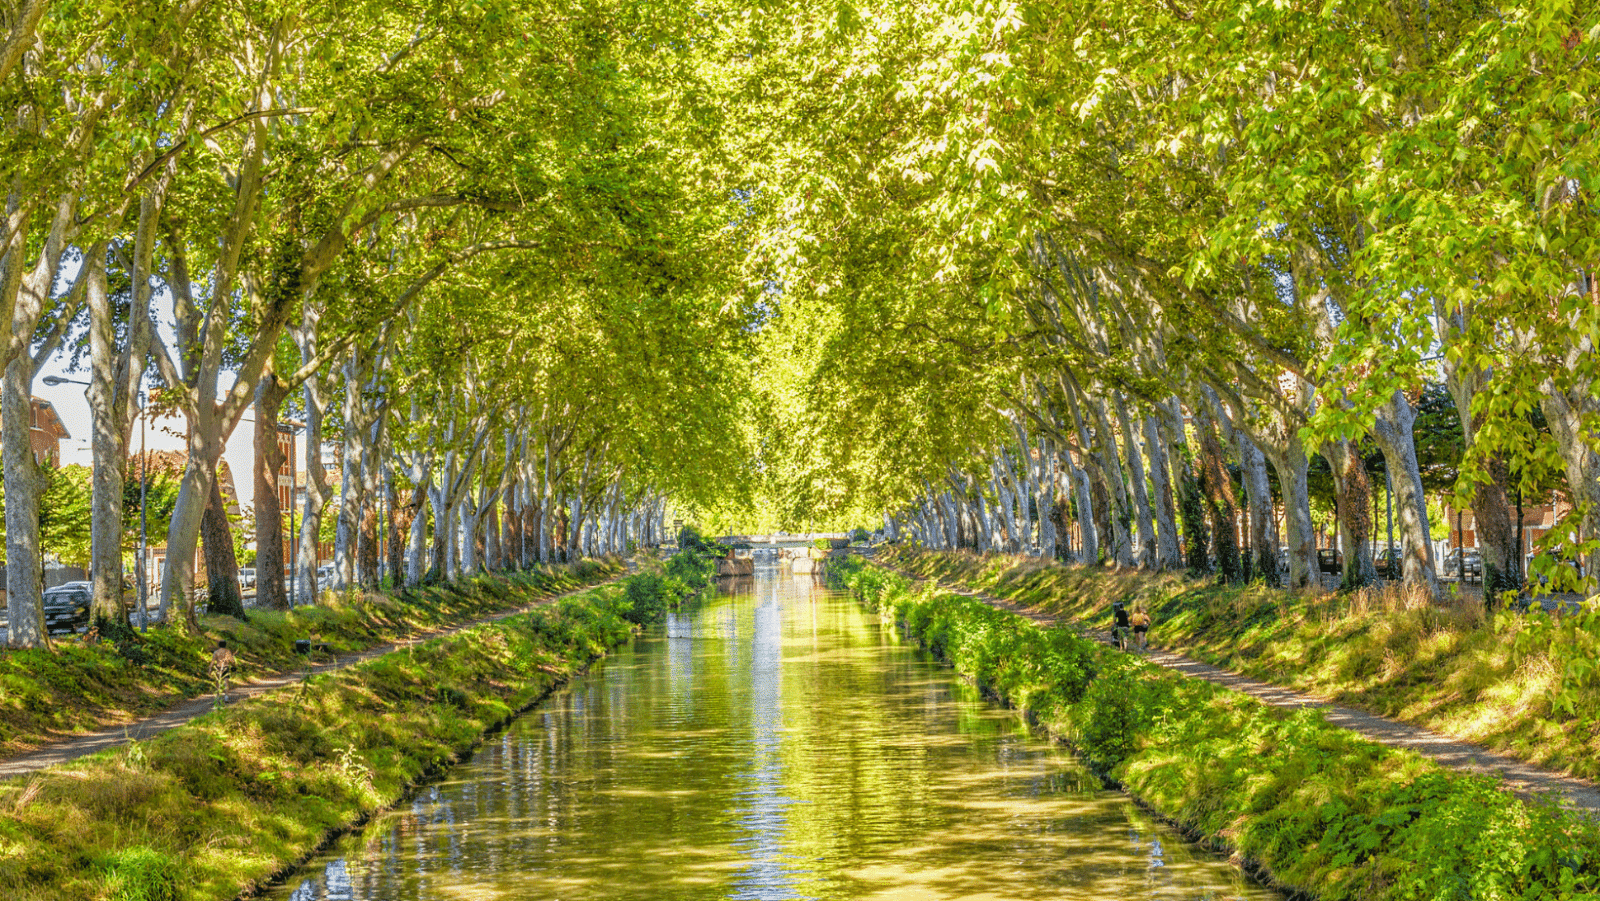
[{"x1": 1, "y1": 0, "x2": 1596, "y2": 646}]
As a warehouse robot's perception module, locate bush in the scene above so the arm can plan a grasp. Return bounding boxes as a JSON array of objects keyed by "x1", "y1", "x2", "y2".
[{"x1": 622, "y1": 574, "x2": 670, "y2": 625}]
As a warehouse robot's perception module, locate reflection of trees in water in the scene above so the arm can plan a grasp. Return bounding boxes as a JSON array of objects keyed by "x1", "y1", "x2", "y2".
[{"x1": 268, "y1": 572, "x2": 1277, "y2": 901}]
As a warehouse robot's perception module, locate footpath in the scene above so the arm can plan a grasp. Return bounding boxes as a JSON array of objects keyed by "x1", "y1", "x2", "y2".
[
  {"x1": 890, "y1": 566, "x2": 1600, "y2": 816},
  {"x1": 0, "y1": 573, "x2": 623, "y2": 780}
]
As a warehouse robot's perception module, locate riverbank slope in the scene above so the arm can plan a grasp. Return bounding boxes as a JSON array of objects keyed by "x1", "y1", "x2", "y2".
[
  {"x1": 0, "y1": 575, "x2": 655, "y2": 900},
  {"x1": 832, "y1": 556, "x2": 1600, "y2": 901},
  {"x1": 0, "y1": 560, "x2": 621, "y2": 761},
  {"x1": 885, "y1": 547, "x2": 1600, "y2": 781}
]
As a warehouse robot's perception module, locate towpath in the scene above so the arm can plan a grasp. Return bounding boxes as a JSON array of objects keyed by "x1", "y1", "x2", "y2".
[
  {"x1": 0, "y1": 574, "x2": 623, "y2": 780},
  {"x1": 888, "y1": 566, "x2": 1600, "y2": 816}
]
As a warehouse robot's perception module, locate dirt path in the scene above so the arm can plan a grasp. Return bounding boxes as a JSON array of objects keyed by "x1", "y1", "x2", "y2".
[
  {"x1": 892, "y1": 568, "x2": 1600, "y2": 816},
  {"x1": 0, "y1": 575, "x2": 623, "y2": 780}
]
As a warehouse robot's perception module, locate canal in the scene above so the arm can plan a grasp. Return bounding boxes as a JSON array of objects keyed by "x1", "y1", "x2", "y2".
[{"x1": 274, "y1": 565, "x2": 1280, "y2": 900}]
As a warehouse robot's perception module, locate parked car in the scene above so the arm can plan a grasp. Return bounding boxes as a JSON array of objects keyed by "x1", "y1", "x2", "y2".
[
  {"x1": 41, "y1": 583, "x2": 92, "y2": 634},
  {"x1": 1373, "y1": 546, "x2": 1403, "y2": 579},
  {"x1": 1441, "y1": 547, "x2": 1482, "y2": 581},
  {"x1": 1316, "y1": 548, "x2": 1343, "y2": 575}
]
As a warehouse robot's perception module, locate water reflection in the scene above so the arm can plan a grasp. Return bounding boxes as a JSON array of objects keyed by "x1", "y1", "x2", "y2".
[{"x1": 271, "y1": 565, "x2": 1279, "y2": 901}]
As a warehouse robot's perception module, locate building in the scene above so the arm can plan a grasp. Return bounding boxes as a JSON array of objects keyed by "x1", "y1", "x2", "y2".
[
  {"x1": 1441, "y1": 499, "x2": 1575, "y2": 567},
  {"x1": 26, "y1": 396, "x2": 70, "y2": 466}
]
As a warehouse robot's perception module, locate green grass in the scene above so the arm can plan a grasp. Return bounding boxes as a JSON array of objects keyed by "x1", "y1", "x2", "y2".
[
  {"x1": 0, "y1": 579, "x2": 640, "y2": 901},
  {"x1": 835, "y1": 556, "x2": 1600, "y2": 901},
  {"x1": 882, "y1": 548, "x2": 1600, "y2": 781},
  {"x1": 0, "y1": 559, "x2": 622, "y2": 759}
]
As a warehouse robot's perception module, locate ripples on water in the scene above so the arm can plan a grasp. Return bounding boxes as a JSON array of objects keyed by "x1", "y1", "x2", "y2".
[{"x1": 276, "y1": 564, "x2": 1279, "y2": 901}]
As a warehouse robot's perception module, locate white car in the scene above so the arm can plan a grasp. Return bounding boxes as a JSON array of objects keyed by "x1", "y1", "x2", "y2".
[{"x1": 238, "y1": 568, "x2": 256, "y2": 589}]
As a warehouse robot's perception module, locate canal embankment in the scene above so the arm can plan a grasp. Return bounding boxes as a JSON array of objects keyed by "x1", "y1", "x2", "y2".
[
  {"x1": 0, "y1": 567, "x2": 694, "y2": 901},
  {"x1": 886, "y1": 547, "x2": 1600, "y2": 784},
  {"x1": 0, "y1": 560, "x2": 624, "y2": 765},
  {"x1": 830, "y1": 556, "x2": 1600, "y2": 901}
]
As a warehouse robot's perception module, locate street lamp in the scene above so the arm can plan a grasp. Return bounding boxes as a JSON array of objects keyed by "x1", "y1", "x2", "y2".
[{"x1": 284, "y1": 423, "x2": 306, "y2": 607}]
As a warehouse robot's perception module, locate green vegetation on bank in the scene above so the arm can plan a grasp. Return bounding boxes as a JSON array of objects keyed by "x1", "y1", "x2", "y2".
[
  {"x1": 0, "y1": 569, "x2": 681, "y2": 901},
  {"x1": 0, "y1": 560, "x2": 621, "y2": 759},
  {"x1": 622, "y1": 528, "x2": 722, "y2": 624},
  {"x1": 830, "y1": 555, "x2": 1600, "y2": 901},
  {"x1": 886, "y1": 547, "x2": 1600, "y2": 782}
]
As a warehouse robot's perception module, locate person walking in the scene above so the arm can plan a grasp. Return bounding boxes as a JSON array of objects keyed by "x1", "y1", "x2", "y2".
[
  {"x1": 1131, "y1": 606, "x2": 1151, "y2": 650},
  {"x1": 1112, "y1": 601, "x2": 1132, "y2": 650}
]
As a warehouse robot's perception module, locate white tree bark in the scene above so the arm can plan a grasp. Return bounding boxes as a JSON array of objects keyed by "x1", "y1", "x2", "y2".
[
  {"x1": 1141, "y1": 415, "x2": 1183, "y2": 570},
  {"x1": 1114, "y1": 394, "x2": 1157, "y2": 567},
  {"x1": 4, "y1": 357, "x2": 48, "y2": 647},
  {"x1": 1369, "y1": 390, "x2": 1439, "y2": 594}
]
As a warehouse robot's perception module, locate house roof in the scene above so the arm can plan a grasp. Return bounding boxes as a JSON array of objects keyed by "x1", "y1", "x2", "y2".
[{"x1": 31, "y1": 397, "x2": 69, "y2": 441}]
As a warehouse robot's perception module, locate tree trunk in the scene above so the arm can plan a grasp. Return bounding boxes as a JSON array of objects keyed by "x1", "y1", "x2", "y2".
[
  {"x1": 84, "y1": 249, "x2": 132, "y2": 628},
  {"x1": 293, "y1": 333, "x2": 333, "y2": 606},
  {"x1": 1369, "y1": 390, "x2": 1439, "y2": 596},
  {"x1": 1443, "y1": 360, "x2": 1521, "y2": 597},
  {"x1": 1322, "y1": 438, "x2": 1376, "y2": 589},
  {"x1": 1091, "y1": 400, "x2": 1135, "y2": 566},
  {"x1": 428, "y1": 485, "x2": 448, "y2": 580},
  {"x1": 1210, "y1": 393, "x2": 1279, "y2": 587},
  {"x1": 1194, "y1": 402, "x2": 1241, "y2": 582},
  {"x1": 358, "y1": 478, "x2": 380, "y2": 587},
  {"x1": 201, "y1": 472, "x2": 245, "y2": 619},
  {"x1": 385, "y1": 467, "x2": 402, "y2": 586},
  {"x1": 1114, "y1": 395, "x2": 1157, "y2": 567},
  {"x1": 1235, "y1": 429, "x2": 1279, "y2": 587},
  {"x1": 1539, "y1": 385, "x2": 1600, "y2": 586},
  {"x1": 160, "y1": 426, "x2": 226, "y2": 632},
  {"x1": 253, "y1": 373, "x2": 292, "y2": 610},
  {"x1": 1262, "y1": 434, "x2": 1316, "y2": 589},
  {"x1": 1142, "y1": 414, "x2": 1183, "y2": 570},
  {"x1": 3, "y1": 357, "x2": 48, "y2": 648},
  {"x1": 1069, "y1": 454, "x2": 1097, "y2": 564},
  {"x1": 406, "y1": 484, "x2": 429, "y2": 587}
]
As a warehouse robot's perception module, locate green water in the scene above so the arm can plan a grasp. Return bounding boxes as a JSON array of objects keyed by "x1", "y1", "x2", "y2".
[{"x1": 273, "y1": 567, "x2": 1280, "y2": 900}]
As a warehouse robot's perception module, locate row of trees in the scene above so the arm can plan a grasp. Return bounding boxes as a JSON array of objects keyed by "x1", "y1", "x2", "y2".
[
  {"x1": 5, "y1": 0, "x2": 1594, "y2": 647},
  {"x1": 743, "y1": 0, "x2": 1598, "y2": 600},
  {"x1": 1, "y1": 0, "x2": 754, "y2": 647}
]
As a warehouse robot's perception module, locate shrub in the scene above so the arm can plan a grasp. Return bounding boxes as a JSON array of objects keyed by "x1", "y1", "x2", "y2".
[{"x1": 623, "y1": 574, "x2": 670, "y2": 625}]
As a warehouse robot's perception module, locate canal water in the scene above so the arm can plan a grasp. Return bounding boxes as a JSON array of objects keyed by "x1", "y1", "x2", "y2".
[{"x1": 274, "y1": 565, "x2": 1280, "y2": 901}]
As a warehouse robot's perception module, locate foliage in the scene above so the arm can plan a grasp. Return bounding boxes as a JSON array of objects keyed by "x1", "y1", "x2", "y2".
[
  {"x1": 845, "y1": 560, "x2": 1600, "y2": 901},
  {"x1": 122, "y1": 469, "x2": 181, "y2": 558}
]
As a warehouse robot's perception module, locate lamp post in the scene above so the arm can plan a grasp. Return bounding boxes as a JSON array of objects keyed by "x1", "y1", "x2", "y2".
[
  {"x1": 285, "y1": 423, "x2": 305, "y2": 607},
  {"x1": 138, "y1": 389, "x2": 147, "y2": 629}
]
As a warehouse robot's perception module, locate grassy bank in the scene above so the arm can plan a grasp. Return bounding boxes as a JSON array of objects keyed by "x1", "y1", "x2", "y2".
[
  {"x1": 0, "y1": 575, "x2": 652, "y2": 901},
  {"x1": 831, "y1": 556, "x2": 1600, "y2": 901},
  {"x1": 0, "y1": 560, "x2": 622, "y2": 759},
  {"x1": 884, "y1": 547, "x2": 1600, "y2": 782}
]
